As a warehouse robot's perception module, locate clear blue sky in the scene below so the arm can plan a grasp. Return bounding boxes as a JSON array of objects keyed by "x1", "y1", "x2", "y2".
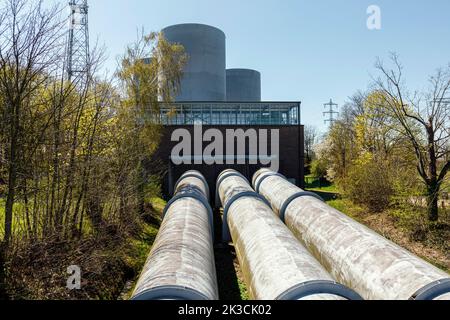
[{"x1": 88, "y1": 0, "x2": 450, "y2": 132}]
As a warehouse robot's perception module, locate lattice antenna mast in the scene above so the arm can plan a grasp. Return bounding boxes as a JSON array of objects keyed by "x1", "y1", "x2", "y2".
[
  {"x1": 66, "y1": 0, "x2": 90, "y2": 84},
  {"x1": 323, "y1": 99, "x2": 339, "y2": 125}
]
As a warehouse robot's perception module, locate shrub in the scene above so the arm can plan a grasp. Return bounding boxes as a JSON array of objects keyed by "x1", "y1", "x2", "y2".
[
  {"x1": 310, "y1": 159, "x2": 328, "y2": 181},
  {"x1": 344, "y1": 158, "x2": 393, "y2": 212}
]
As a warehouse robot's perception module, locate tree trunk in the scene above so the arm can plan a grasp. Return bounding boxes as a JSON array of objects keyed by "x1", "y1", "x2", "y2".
[
  {"x1": 427, "y1": 184, "x2": 439, "y2": 222},
  {"x1": 4, "y1": 166, "x2": 16, "y2": 244},
  {"x1": 85, "y1": 167, "x2": 104, "y2": 232},
  {"x1": 426, "y1": 125, "x2": 439, "y2": 222},
  {"x1": 58, "y1": 102, "x2": 84, "y2": 237},
  {"x1": 137, "y1": 162, "x2": 146, "y2": 217},
  {"x1": 4, "y1": 109, "x2": 19, "y2": 244},
  {"x1": 0, "y1": 242, "x2": 7, "y2": 299},
  {"x1": 23, "y1": 179, "x2": 32, "y2": 238},
  {"x1": 86, "y1": 193, "x2": 103, "y2": 232}
]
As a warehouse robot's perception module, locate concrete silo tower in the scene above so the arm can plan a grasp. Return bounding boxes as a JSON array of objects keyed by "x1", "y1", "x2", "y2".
[
  {"x1": 226, "y1": 68, "x2": 261, "y2": 102},
  {"x1": 162, "y1": 23, "x2": 227, "y2": 101}
]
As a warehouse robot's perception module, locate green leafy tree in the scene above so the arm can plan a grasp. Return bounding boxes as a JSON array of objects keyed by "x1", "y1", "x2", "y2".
[
  {"x1": 116, "y1": 31, "x2": 186, "y2": 219},
  {"x1": 374, "y1": 54, "x2": 450, "y2": 221}
]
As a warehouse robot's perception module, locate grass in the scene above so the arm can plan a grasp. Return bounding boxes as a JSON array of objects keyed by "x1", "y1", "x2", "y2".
[
  {"x1": 238, "y1": 278, "x2": 249, "y2": 300},
  {"x1": 1, "y1": 194, "x2": 165, "y2": 300},
  {"x1": 0, "y1": 197, "x2": 29, "y2": 238},
  {"x1": 117, "y1": 197, "x2": 165, "y2": 300},
  {"x1": 150, "y1": 197, "x2": 166, "y2": 214},
  {"x1": 327, "y1": 198, "x2": 366, "y2": 220},
  {"x1": 123, "y1": 224, "x2": 160, "y2": 274},
  {"x1": 304, "y1": 178, "x2": 340, "y2": 202},
  {"x1": 0, "y1": 197, "x2": 97, "y2": 238},
  {"x1": 119, "y1": 222, "x2": 160, "y2": 300},
  {"x1": 304, "y1": 176, "x2": 338, "y2": 193}
]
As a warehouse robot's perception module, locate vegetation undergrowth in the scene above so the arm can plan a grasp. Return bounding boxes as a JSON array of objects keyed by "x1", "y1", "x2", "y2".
[{"x1": 3, "y1": 198, "x2": 163, "y2": 300}]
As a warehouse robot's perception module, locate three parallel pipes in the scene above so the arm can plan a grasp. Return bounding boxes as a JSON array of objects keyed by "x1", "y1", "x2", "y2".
[
  {"x1": 131, "y1": 171, "x2": 218, "y2": 300},
  {"x1": 216, "y1": 169, "x2": 362, "y2": 300},
  {"x1": 253, "y1": 168, "x2": 450, "y2": 300},
  {"x1": 132, "y1": 168, "x2": 450, "y2": 300}
]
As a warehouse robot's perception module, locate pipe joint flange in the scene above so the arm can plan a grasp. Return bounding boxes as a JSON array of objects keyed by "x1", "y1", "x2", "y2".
[
  {"x1": 410, "y1": 278, "x2": 450, "y2": 300},
  {"x1": 276, "y1": 280, "x2": 364, "y2": 301},
  {"x1": 174, "y1": 172, "x2": 210, "y2": 200},
  {"x1": 279, "y1": 191, "x2": 325, "y2": 223},
  {"x1": 163, "y1": 186, "x2": 214, "y2": 239},
  {"x1": 222, "y1": 191, "x2": 271, "y2": 243},
  {"x1": 254, "y1": 172, "x2": 286, "y2": 193},
  {"x1": 215, "y1": 171, "x2": 249, "y2": 207},
  {"x1": 132, "y1": 285, "x2": 210, "y2": 301}
]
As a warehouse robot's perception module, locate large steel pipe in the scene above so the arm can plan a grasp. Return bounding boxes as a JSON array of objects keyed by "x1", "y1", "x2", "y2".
[
  {"x1": 131, "y1": 171, "x2": 218, "y2": 300},
  {"x1": 253, "y1": 168, "x2": 450, "y2": 300},
  {"x1": 217, "y1": 169, "x2": 362, "y2": 300}
]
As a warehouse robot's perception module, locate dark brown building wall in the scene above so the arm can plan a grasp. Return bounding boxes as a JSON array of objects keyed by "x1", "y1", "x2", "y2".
[{"x1": 152, "y1": 125, "x2": 304, "y2": 201}]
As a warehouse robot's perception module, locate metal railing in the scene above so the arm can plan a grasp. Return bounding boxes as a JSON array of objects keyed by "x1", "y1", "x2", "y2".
[{"x1": 158, "y1": 102, "x2": 301, "y2": 126}]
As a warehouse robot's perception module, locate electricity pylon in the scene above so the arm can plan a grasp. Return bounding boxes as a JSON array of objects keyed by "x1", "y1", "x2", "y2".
[
  {"x1": 66, "y1": 0, "x2": 90, "y2": 85},
  {"x1": 323, "y1": 99, "x2": 339, "y2": 125}
]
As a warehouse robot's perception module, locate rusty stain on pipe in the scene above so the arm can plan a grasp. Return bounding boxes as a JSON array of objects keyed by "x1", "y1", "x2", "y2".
[{"x1": 253, "y1": 169, "x2": 450, "y2": 300}]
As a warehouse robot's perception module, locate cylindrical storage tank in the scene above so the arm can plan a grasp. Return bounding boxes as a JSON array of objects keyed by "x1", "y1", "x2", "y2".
[
  {"x1": 217, "y1": 169, "x2": 362, "y2": 301},
  {"x1": 226, "y1": 69, "x2": 261, "y2": 102},
  {"x1": 253, "y1": 169, "x2": 450, "y2": 301},
  {"x1": 131, "y1": 171, "x2": 218, "y2": 300},
  {"x1": 162, "y1": 23, "x2": 226, "y2": 101}
]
